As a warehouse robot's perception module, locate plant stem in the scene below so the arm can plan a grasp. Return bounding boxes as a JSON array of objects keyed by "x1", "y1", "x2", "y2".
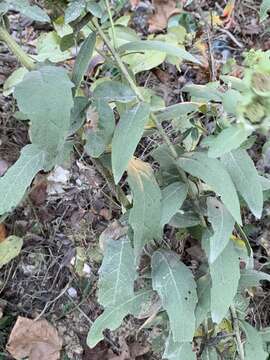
[
  {"x1": 0, "y1": 26, "x2": 36, "y2": 70},
  {"x1": 92, "y1": 17, "x2": 206, "y2": 226},
  {"x1": 230, "y1": 305, "x2": 245, "y2": 360},
  {"x1": 105, "y1": 0, "x2": 117, "y2": 49}
]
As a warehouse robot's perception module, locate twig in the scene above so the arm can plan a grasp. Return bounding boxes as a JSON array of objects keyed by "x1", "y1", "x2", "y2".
[
  {"x1": 105, "y1": 0, "x2": 117, "y2": 49},
  {"x1": 218, "y1": 27, "x2": 244, "y2": 48},
  {"x1": 230, "y1": 305, "x2": 245, "y2": 360}
]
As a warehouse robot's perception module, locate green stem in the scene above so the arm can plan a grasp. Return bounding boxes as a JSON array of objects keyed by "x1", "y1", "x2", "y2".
[
  {"x1": 105, "y1": 0, "x2": 117, "y2": 49},
  {"x1": 0, "y1": 26, "x2": 36, "y2": 70},
  {"x1": 92, "y1": 18, "x2": 206, "y2": 226},
  {"x1": 230, "y1": 305, "x2": 245, "y2": 360}
]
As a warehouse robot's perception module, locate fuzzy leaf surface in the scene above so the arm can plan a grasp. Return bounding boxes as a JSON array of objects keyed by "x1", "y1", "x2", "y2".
[
  {"x1": 0, "y1": 145, "x2": 46, "y2": 215},
  {"x1": 161, "y1": 182, "x2": 188, "y2": 227},
  {"x1": 112, "y1": 102, "x2": 150, "y2": 183},
  {"x1": 93, "y1": 80, "x2": 137, "y2": 103},
  {"x1": 177, "y1": 152, "x2": 241, "y2": 223},
  {"x1": 221, "y1": 149, "x2": 263, "y2": 218},
  {"x1": 152, "y1": 249, "x2": 197, "y2": 342},
  {"x1": 97, "y1": 236, "x2": 136, "y2": 307},
  {"x1": 207, "y1": 198, "x2": 235, "y2": 263},
  {"x1": 242, "y1": 322, "x2": 268, "y2": 360},
  {"x1": 163, "y1": 333, "x2": 196, "y2": 360},
  {"x1": 128, "y1": 159, "x2": 162, "y2": 260},
  {"x1": 14, "y1": 66, "x2": 74, "y2": 161},
  {"x1": 6, "y1": 0, "x2": 50, "y2": 22}
]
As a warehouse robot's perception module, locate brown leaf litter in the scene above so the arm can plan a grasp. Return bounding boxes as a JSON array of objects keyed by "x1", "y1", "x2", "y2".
[
  {"x1": 6, "y1": 316, "x2": 62, "y2": 360},
  {"x1": 148, "y1": 0, "x2": 181, "y2": 33}
]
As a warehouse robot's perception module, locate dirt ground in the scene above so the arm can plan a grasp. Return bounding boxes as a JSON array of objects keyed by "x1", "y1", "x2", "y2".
[{"x1": 0, "y1": 0, "x2": 270, "y2": 359}]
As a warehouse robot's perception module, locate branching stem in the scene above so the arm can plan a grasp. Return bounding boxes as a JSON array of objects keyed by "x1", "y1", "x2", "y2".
[{"x1": 92, "y1": 18, "x2": 206, "y2": 226}]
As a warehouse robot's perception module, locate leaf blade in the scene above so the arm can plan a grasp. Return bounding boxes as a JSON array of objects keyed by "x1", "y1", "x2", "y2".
[
  {"x1": 152, "y1": 249, "x2": 197, "y2": 343},
  {"x1": 112, "y1": 102, "x2": 150, "y2": 183}
]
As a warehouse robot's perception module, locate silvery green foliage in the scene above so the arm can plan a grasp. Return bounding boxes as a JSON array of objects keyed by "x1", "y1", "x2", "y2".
[
  {"x1": 0, "y1": 0, "x2": 50, "y2": 22},
  {"x1": 2, "y1": 14, "x2": 270, "y2": 358}
]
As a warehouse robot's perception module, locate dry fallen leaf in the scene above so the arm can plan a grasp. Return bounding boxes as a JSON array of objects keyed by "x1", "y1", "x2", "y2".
[
  {"x1": 0, "y1": 223, "x2": 7, "y2": 243},
  {"x1": 7, "y1": 316, "x2": 62, "y2": 360},
  {"x1": 148, "y1": 0, "x2": 181, "y2": 33}
]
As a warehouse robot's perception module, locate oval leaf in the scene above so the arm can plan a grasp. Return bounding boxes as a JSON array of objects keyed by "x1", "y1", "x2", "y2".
[
  {"x1": 0, "y1": 236, "x2": 23, "y2": 268},
  {"x1": 177, "y1": 152, "x2": 241, "y2": 224},
  {"x1": 207, "y1": 198, "x2": 235, "y2": 263},
  {"x1": 93, "y1": 80, "x2": 137, "y2": 103},
  {"x1": 119, "y1": 40, "x2": 201, "y2": 64},
  {"x1": 128, "y1": 159, "x2": 162, "y2": 260},
  {"x1": 152, "y1": 249, "x2": 197, "y2": 343}
]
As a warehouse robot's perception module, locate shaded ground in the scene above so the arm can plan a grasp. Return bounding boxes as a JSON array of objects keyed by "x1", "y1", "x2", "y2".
[{"x1": 0, "y1": 1, "x2": 270, "y2": 359}]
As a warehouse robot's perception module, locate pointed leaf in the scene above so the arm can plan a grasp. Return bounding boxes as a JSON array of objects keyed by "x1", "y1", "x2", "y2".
[
  {"x1": 169, "y1": 211, "x2": 201, "y2": 228},
  {"x1": 260, "y1": 0, "x2": 270, "y2": 21},
  {"x1": 71, "y1": 32, "x2": 96, "y2": 89},
  {"x1": 128, "y1": 159, "x2": 162, "y2": 259},
  {"x1": 65, "y1": 0, "x2": 85, "y2": 23},
  {"x1": 206, "y1": 124, "x2": 251, "y2": 158},
  {"x1": 202, "y1": 232, "x2": 240, "y2": 323},
  {"x1": 152, "y1": 249, "x2": 197, "y2": 342},
  {"x1": 177, "y1": 152, "x2": 241, "y2": 223},
  {"x1": 155, "y1": 102, "x2": 199, "y2": 122},
  {"x1": 85, "y1": 99, "x2": 115, "y2": 158},
  {"x1": 119, "y1": 41, "x2": 201, "y2": 65},
  {"x1": 163, "y1": 333, "x2": 196, "y2": 360},
  {"x1": 87, "y1": 290, "x2": 152, "y2": 348},
  {"x1": 221, "y1": 149, "x2": 263, "y2": 218},
  {"x1": 242, "y1": 322, "x2": 268, "y2": 360},
  {"x1": 238, "y1": 269, "x2": 270, "y2": 291},
  {"x1": 112, "y1": 102, "x2": 150, "y2": 183},
  {"x1": 195, "y1": 274, "x2": 211, "y2": 327},
  {"x1": 0, "y1": 145, "x2": 46, "y2": 215},
  {"x1": 93, "y1": 80, "x2": 137, "y2": 103},
  {"x1": 8, "y1": 0, "x2": 50, "y2": 22},
  {"x1": 161, "y1": 182, "x2": 188, "y2": 227},
  {"x1": 207, "y1": 198, "x2": 235, "y2": 263},
  {"x1": 98, "y1": 236, "x2": 136, "y2": 307},
  {"x1": 0, "y1": 236, "x2": 23, "y2": 268},
  {"x1": 14, "y1": 66, "x2": 74, "y2": 160}
]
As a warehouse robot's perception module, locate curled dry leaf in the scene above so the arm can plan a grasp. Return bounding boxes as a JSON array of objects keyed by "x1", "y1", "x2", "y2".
[
  {"x1": 0, "y1": 223, "x2": 7, "y2": 243},
  {"x1": 148, "y1": 0, "x2": 181, "y2": 33},
  {"x1": 6, "y1": 316, "x2": 62, "y2": 360}
]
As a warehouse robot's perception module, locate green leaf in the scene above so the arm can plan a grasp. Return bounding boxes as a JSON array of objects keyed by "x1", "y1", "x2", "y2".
[
  {"x1": 260, "y1": 0, "x2": 270, "y2": 21},
  {"x1": 7, "y1": 0, "x2": 50, "y2": 22},
  {"x1": 242, "y1": 322, "x2": 268, "y2": 360},
  {"x1": 119, "y1": 40, "x2": 201, "y2": 65},
  {"x1": 260, "y1": 175, "x2": 270, "y2": 191},
  {"x1": 154, "y1": 102, "x2": 199, "y2": 122},
  {"x1": 0, "y1": 145, "x2": 46, "y2": 215},
  {"x1": 3, "y1": 67, "x2": 28, "y2": 97},
  {"x1": 69, "y1": 96, "x2": 88, "y2": 135},
  {"x1": 85, "y1": 99, "x2": 115, "y2": 158},
  {"x1": 201, "y1": 348, "x2": 219, "y2": 360},
  {"x1": 163, "y1": 333, "x2": 196, "y2": 360},
  {"x1": 202, "y1": 232, "x2": 240, "y2": 324},
  {"x1": 195, "y1": 274, "x2": 211, "y2": 327},
  {"x1": 128, "y1": 159, "x2": 162, "y2": 260},
  {"x1": 87, "y1": 290, "x2": 152, "y2": 348},
  {"x1": 65, "y1": 0, "x2": 85, "y2": 23},
  {"x1": 182, "y1": 83, "x2": 221, "y2": 102},
  {"x1": 0, "y1": 236, "x2": 23, "y2": 268},
  {"x1": 221, "y1": 149, "x2": 263, "y2": 218},
  {"x1": 97, "y1": 236, "x2": 136, "y2": 307},
  {"x1": 169, "y1": 211, "x2": 201, "y2": 228},
  {"x1": 71, "y1": 32, "x2": 96, "y2": 89},
  {"x1": 122, "y1": 50, "x2": 166, "y2": 74},
  {"x1": 112, "y1": 102, "x2": 150, "y2": 183},
  {"x1": 177, "y1": 152, "x2": 241, "y2": 224},
  {"x1": 238, "y1": 269, "x2": 270, "y2": 291},
  {"x1": 152, "y1": 249, "x2": 197, "y2": 342},
  {"x1": 205, "y1": 124, "x2": 251, "y2": 158},
  {"x1": 207, "y1": 197, "x2": 235, "y2": 263},
  {"x1": 161, "y1": 182, "x2": 188, "y2": 227},
  {"x1": 93, "y1": 80, "x2": 137, "y2": 103},
  {"x1": 14, "y1": 66, "x2": 74, "y2": 160},
  {"x1": 33, "y1": 31, "x2": 72, "y2": 62}
]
